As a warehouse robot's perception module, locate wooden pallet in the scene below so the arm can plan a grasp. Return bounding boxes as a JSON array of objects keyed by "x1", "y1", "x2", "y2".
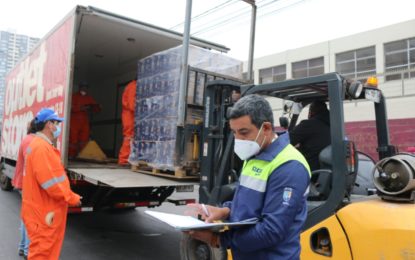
[{"x1": 131, "y1": 162, "x2": 199, "y2": 180}]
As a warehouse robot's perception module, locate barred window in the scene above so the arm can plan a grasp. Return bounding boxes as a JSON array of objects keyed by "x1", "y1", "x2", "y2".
[
  {"x1": 259, "y1": 64, "x2": 286, "y2": 83},
  {"x1": 336, "y1": 46, "x2": 376, "y2": 82},
  {"x1": 292, "y1": 57, "x2": 324, "y2": 79},
  {"x1": 384, "y1": 37, "x2": 415, "y2": 81}
]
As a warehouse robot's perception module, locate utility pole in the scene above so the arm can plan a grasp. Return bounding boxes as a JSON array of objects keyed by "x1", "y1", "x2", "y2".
[
  {"x1": 178, "y1": 0, "x2": 193, "y2": 126},
  {"x1": 243, "y1": 0, "x2": 257, "y2": 83}
]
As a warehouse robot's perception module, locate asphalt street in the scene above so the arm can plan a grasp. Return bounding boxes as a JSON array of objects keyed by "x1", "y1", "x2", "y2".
[{"x1": 0, "y1": 186, "x2": 198, "y2": 260}]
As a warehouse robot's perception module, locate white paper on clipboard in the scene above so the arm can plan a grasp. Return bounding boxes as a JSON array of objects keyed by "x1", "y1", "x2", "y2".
[{"x1": 145, "y1": 210, "x2": 258, "y2": 231}]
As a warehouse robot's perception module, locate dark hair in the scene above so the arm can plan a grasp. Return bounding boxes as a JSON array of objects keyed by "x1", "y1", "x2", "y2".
[
  {"x1": 27, "y1": 119, "x2": 37, "y2": 134},
  {"x1": 309, "y1": 101, "x2": 328, "y2": 115},
  {"x1": 228, "y1": 94, "x2": 274, "y2": 128},
  {"x1": 34, "y1": 121, "x2": 47, "y2": 132}
]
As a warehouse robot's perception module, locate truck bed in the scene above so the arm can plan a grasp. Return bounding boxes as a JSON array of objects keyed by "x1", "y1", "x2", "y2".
[{"x1": 68, "y1": 162, "x2": 196, "y2": 188}]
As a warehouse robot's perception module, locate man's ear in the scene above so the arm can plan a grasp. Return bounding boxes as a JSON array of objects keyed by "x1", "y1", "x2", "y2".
[{"x1": 263, "y1": 122, "x2": 274, "y2": 134}]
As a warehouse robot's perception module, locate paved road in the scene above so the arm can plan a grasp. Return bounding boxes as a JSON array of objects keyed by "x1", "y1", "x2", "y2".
[{"x1": 0, "y1": 186, "x2": 198, "y2": 260}]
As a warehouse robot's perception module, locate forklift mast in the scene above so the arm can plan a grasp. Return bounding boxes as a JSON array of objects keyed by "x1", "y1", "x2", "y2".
[{"x1": 199, "y1": 80, "x2": 241, "y2": 205}]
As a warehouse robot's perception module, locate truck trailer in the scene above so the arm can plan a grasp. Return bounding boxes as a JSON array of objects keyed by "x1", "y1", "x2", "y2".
[{"x1": 0, "y1": 5, "x2": 235, "y2": 212}]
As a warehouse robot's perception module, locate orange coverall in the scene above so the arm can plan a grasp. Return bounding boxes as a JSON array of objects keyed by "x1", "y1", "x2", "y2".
[
  {"x1": 69, "y1": 92, "x2": 100, "y2": 157},
  {"x1": 12, "y1": 134, "x2": 35, "y2": 189},
  {"x1": 22, "y1": 135, "x2": 81, "y2": 260},
  {"x1": 118, "y1": 80, "x2": 137, "y2": 164}
]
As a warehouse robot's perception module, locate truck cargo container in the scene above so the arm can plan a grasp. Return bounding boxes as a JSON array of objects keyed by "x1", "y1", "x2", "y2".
[{"x1": 0, "y1": 5, "x2": 239, "y2": 211}]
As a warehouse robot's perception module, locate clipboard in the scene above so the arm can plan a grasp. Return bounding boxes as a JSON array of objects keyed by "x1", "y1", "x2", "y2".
[{"x1": 145, "y1": 210, "x2": 258, "y2": 231}]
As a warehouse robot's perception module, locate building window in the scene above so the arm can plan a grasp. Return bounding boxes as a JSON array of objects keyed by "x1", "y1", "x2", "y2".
[
  {"x1": 259, "y1": 64, "x2": 286, "y2": 83},
  {"x1": 384, "y1": 37, "x2": 415, "y2": 81},
  {"x1": 292, "y1": 57, "x2": 324, "y2": 79},
  {"x1": 336, "y1": 46, "x2": 376, "y2": 82}
]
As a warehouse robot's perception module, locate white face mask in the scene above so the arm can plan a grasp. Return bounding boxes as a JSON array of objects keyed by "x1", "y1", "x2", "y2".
[
  {"x1": 234, "y1": 124, "x2": 266, "y2": 160},
  {"x1": 80, "y1": 90, "x2": 87, "y2": 96}
]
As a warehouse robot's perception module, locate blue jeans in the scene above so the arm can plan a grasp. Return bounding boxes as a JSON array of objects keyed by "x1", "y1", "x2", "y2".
[{"x1": 19, "y1": 219, "x2": 30, "y2": 256}]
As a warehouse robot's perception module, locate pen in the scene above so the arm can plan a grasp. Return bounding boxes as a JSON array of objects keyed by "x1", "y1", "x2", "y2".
[{"x1": 201, "y1": 204, "x2": 210, "y2": 217}]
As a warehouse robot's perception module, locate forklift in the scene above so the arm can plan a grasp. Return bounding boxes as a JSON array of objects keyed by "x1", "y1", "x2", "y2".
[{"x1": 180, "y1": 72, "x2": 415, "y2": 259}]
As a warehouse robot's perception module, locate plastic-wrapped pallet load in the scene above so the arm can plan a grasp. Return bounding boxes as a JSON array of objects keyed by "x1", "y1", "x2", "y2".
[{"x1": 129, "y1": 45, "x2": 242, "y2": 172}]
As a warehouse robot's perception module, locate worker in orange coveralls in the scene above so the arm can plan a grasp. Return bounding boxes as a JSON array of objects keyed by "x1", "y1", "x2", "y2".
[
  {"x1": 118, "y1": 79, "x2": 137, "y2": 165},
  {"x1": 22, "y1": 108, "x2": 81, "y2": 260},
  {"x1": 69, "y1": 81, "x2": 101, "y2": 158},
  {"x1": 12, "y1": 119, "x2": 37, "y2": 259}
]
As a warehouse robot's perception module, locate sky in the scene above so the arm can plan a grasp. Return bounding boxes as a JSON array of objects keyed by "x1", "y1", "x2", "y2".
[{"x1": 1, "y1": 0, "x2": 415, "y2": 60}]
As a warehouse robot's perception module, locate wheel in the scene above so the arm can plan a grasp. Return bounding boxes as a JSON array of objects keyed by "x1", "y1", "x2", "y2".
[
  {"x1": 0, "y1": 169, "x2": 13, "y2": 191},
  {"x1": 180, "y1": 233, "x2": 227, "y2": 260}
]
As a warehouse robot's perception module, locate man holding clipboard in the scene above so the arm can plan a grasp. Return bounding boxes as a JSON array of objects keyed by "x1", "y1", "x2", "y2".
[{"x1": 187, "y1": 95, "x2": 311, "y2": 260}]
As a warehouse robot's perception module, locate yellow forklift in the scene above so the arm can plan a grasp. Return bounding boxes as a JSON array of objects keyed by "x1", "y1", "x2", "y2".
[{"x1": 180, "y1": 72, "x2": 415, "y2": 259}]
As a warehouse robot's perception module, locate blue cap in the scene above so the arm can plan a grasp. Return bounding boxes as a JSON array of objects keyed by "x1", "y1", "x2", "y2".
[{"x1": 35, "y1": 108, "x2": 64, "y2": 123}]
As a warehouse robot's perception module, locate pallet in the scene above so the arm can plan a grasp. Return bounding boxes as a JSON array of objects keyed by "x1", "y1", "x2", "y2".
[{"x1": 131, "y1": 162, "x2": 199, "y2": 180}]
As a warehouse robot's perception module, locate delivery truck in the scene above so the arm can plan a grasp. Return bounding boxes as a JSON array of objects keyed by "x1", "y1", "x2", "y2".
[{"x1": 0, "y1": 5, "x2": 240, "y2": 212}]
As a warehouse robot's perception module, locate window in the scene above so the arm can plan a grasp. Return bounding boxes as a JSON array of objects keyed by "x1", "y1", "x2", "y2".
[
  {"x1": 384, "y1": 37, "x2": 415, "y2": 81},
  {"x1": 336, "y1": 46, "x2": 376, "y2": 82},
  {"x1": 292, "y1": 57, "x2": 324, "y2": 79},
  {"x1": 259, "y1": 64, "x2": 286, "y2": 83}
]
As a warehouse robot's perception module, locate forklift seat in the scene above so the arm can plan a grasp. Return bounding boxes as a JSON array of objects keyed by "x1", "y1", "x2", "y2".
[
  {"x1": 307, "y1": 145, "x2": 332, "y2": 201},
  {"x1": 307, "y1": 143, "x2": 359, "y2": 201}
]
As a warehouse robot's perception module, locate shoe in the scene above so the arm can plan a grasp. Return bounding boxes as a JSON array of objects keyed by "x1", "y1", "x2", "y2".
[
  {"x1": 23, "y1": 255, "x2": 28, "y2": 260},
  {"x1": 18, "y1": 249, "x2": 24, "y2": 256}
]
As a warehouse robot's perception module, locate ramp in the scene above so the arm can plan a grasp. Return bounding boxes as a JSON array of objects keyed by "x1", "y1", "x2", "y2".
[{"x1": 70, "y1": 168, "x2": 196, "y2": 188}]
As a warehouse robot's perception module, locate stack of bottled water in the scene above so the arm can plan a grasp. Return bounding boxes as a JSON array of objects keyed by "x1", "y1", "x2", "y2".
[{"x1": 129, "y1": 45, "x2": 243, "y2": 170}]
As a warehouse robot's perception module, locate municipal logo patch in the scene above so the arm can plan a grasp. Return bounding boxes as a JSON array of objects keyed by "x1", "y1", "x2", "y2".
[
  {"x1": 252, "y1": 166, "x2": 262, "y2": 176},
  {"x1": 283, "y1": 187, "x2": 293, "y2": 205}
]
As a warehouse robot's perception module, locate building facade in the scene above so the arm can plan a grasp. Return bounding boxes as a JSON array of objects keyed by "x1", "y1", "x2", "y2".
[
  {"x1": 251, "y1": 19, "x2": 415, "y2": 158},
  {"x1": 0, "y1": 31, "x2": 39, "y2": 126}
]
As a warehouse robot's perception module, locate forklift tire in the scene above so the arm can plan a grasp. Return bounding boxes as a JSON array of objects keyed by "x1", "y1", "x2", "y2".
[
  {"x1": 180, "y1": 233, "x2": 227, "y2": 260},
  {"x1": 0, "y1": 169, "x2": 13, "y2": 191}
]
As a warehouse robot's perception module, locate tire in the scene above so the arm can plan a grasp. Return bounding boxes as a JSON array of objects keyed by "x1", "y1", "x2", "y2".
[
  {"x1": 180, "y1": 233, "x2": 227, "y2": 260},
  {"x1": 0, "y1": 169, "x2": 13, "y2": 191}
]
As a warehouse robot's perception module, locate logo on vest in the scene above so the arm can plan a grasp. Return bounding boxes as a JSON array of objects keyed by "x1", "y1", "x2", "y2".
[
  {"x1": 252, "y1": 166, "x2": 262, "y2": 175},
  {"x1": 283, "y1": 187, "x2": 293, "y2": 205}
]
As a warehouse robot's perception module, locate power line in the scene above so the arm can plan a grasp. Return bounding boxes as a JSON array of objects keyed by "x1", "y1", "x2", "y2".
[
  {"x1": 191, "y1": 4, "x2": 252, "y2": 34},
  {"x1": 192, "y1": 0, "x2": 306, "y2": 37},
  {"x1": 169, "y1": 0, "x2": 237, "y2": 30},
  {"x1": 170, "y1": 0, "x2": 271, "y2": 33},
  {"x1": 192, "y1": 0, "x2": 277, "y2": 36},
  {"x1": 259, "y1": 0, "x2": 307, "y2": 19}
]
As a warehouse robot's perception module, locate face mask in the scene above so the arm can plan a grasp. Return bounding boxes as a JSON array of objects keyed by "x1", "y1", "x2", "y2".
[
  {"x1": 80, "y1": 90, "x2": 87, "y2": 96},
  {"x1": 234, "y1": 124, "x2": 265, "y2": 160},
  {"x1": 53, "y1": 125, "x2": 61, "y2": 139}
]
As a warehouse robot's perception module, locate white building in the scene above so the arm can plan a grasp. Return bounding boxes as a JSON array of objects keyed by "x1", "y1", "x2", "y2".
[
  {"x1": 250, "y1": 19, "x2": 415, "y2": 156},
  {"x1": 0, "y1": 31, "x2": 39, "y2": 126}
]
